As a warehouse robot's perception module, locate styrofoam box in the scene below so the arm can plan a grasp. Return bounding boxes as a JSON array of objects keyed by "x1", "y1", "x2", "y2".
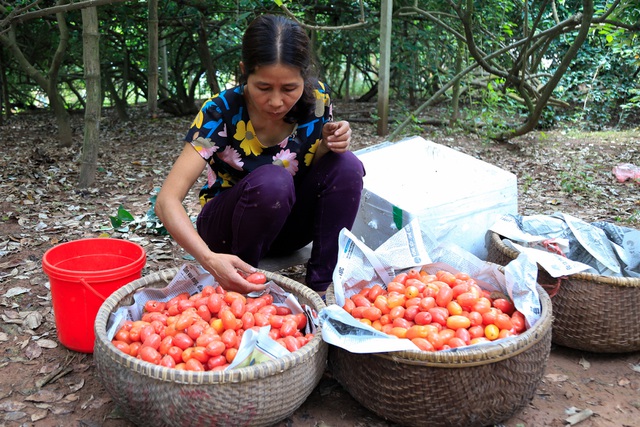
[{"x1": 352, "y1": 136, "x2": 518, "y2": 259}]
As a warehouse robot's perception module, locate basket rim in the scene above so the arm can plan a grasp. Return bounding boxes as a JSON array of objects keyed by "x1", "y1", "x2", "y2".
[
  {"x1": 326, "y1": 273, "x2": 553, "y2": 367},
  {"x1": 489, "y1": 231, "x2": 640, "y2": 287},
  {"x1": 94, "y1": 267, "x2": 327, "y2": 385}
]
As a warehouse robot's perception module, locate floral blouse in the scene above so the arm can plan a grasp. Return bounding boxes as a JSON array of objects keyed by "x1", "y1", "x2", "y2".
[{"x1": 185, "y1": 81, "x2": 332, "y2": 206}]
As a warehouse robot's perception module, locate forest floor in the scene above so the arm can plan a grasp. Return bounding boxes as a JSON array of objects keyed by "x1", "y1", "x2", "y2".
[{"x1": 1, "y1": 103, "x2": 639, "y2": 427}]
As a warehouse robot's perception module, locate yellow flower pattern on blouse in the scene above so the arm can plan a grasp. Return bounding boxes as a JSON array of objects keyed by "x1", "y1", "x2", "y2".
[
  {"x1": 305, "y1": 139, "x2": 321, "y2": 166},
  {"x1": 184, "y1": 83, "x2": 331, "y2": 204},
  {"x1": 236, "y1": 120, "x2": 263, "y2": 156},
  {"x1": 191, "y1": 94, "x2": 219, "y2": 128},
  {"x1": 314, "y1": 84, "x2": 330, "y2": 117}
]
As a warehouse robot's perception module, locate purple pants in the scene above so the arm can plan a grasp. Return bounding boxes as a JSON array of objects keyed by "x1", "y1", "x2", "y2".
[{"x1": 196, "y1": 151, "x2": 365, "y2": 291}]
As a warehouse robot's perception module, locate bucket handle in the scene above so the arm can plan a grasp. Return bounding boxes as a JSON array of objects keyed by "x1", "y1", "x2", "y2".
[{"x1": 80, "y1": 278, "x2": 109, "y2": 301}]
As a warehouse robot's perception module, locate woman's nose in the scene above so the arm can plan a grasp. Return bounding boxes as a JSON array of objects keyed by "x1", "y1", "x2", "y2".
[{"x1": 270, "y1": 94, "x2": 284, "y2": 107}]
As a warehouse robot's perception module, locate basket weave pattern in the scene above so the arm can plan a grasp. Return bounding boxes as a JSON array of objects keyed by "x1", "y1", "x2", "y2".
[
  {"x1": 487, "y1": 231, "x2": 640, "y2": 353},
  {"x1": 325, "y1": 281, "x2": 552, "y2": 427},
  {"x1": 94, "y1": 268, "x2": 328, "y2": 427}
]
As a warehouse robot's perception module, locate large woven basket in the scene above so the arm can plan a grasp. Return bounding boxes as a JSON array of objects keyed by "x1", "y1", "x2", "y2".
[
  {"x1": 487, "y1": 230, "x2": 640, "y2": 353},
  {"x1": 94, "y1": 268, "x2": 328, "y2": 427},
  {"x1": 325, "y1": 280, "x2": 553, "y2": 427}
]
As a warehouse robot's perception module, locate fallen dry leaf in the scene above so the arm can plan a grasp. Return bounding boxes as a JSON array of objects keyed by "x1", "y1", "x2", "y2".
[
  {"x1": 565, "y1": 408, "x2": 594, "y2": 425},
  {"x1": 24, "y1": 341, "x2": 43, "y2": 360},
  {"x1": 68, "y1": 379, "x2": 84, "y2": 393},
  {"x1": 4, "y1": 411, "x2": 27, "y2": 422},
  {"x1": 23, "y1": 310, "x2": 43, "y2": 329},
  {"x1": 0, "y1": 400, "x2": 27, "y2": 411},
  {"x1": 2, "y1": 287, "x2": 31, "y2": 298},
  {"x1": 63, "y1": 393, "x2": 80, "y2": 403},
  {"x1": 579, "y1": 357, "x2": 591, "y2": 370},
  {"x1": 49, "y1": 405, "x2": 73, "y2": 415},
  {"x1": 35, "y1": 339, "x2": 58, "y2": 349},
  {"x1": 31, "y1": 408, "x2": 48, "y2": 422},
  {"x1": 618, "y1": 378, "x2": 631, "y2": 387},
  {"x1": 24, "y1": 389, "x2": 64, "y2": 403},
  {"x1": 545, "y1": 373, "x2": 569, "y2": 382}
]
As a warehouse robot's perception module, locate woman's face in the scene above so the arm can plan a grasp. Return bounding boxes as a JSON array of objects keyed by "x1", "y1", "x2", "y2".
[{"x1": 244, "y1": 63, "x2": 304, "y2": 121}]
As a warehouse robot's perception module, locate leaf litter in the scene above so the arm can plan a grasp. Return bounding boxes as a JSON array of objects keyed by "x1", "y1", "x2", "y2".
[{"x1": 0, "y1": 104, "x2": 639, "y2": 426}]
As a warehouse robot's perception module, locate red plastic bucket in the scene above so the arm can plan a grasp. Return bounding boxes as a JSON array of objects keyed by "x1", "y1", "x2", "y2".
[{"x1": 42, "y1": 238, "x2": 146, "y2": 353}]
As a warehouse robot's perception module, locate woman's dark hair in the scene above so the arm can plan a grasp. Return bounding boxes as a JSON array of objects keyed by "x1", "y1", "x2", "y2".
[{"x1": 241, "y1": 15, "x2": 318, "y2": 123}]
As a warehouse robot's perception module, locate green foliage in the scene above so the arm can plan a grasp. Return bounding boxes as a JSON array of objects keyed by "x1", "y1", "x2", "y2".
[
  {"x1": 109, "y1": 205, "x2": 135, "y2": 229},
  {"x1": 2, "y1": 0, "x2": 638, "y2": 136},
  {"x1": 109, "y1": 193, "x2": 169, "y2": 236},
  {"x1": 520, "y1": 173, "x2": 534, "y2": 194},
  {"x1": 558, "y1": 167, "x2": 598, "y2": 195}
]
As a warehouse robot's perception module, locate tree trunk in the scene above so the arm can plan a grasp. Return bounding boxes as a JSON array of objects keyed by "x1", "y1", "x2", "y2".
[
  {"x1": 377, "y1": 0, "x2": 393, "y2": 136},
  {"x1": 104, "y1": 70, "x2": 129, "y2": 121},
  {"x1": 344, "y1": 53, "x2": 351, "y2": 100},
  {"x1": 197, "y1": 17, "x2": 220, "y2": 94},
  {"x1": 450, "y1": 39, "x2": 464, "y2": 124},
  {"x1": 0, "y1": 2, "x2": 73, "y2": 146},
  {"x1": 494, "y1": 0, "x2": 595, "y2": 141},
  {"x1": 49, "y1": 2, "x2": 73, "y2": 147},
  {"x1": 78, "y1": 6, "x2": 101, "y2": 189},
  {"x1": 148, "y1": 0, "x2": 158, "y2": 118},
  {"x1": 0, "y1": 47, "x2": 6, "y2": 122},
  {"x1": 160, "y1": 38, "x2": 169, "y2": 98}
]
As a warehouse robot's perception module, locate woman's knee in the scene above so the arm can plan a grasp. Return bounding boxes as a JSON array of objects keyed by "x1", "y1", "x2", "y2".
[
  {"x1": 321, "y1": 151, "x2": 365, "y2": 181},
  {"x1": 244, "y1": 164, "x2": 296, "y2": 207}
]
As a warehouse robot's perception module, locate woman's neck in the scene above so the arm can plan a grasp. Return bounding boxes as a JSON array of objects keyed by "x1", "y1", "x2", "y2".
[{"x1": 246, "y1": 101, "x2": 294, "y2": 147}]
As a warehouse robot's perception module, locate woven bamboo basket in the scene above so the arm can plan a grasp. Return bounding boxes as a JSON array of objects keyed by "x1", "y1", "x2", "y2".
[
  {"x1": 487, "y1": 230, "x2": 640, "y2": 353},
  {"x1": 325, "y1": 280, "x2": 553, "y2": 427},
  {"x1": 94, "y1": 268, "x2": 328, "y2": 427}
]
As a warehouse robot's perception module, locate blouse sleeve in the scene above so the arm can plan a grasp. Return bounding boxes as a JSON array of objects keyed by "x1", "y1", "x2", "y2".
[{"x1": 184, "y1": 96, "x2": 227, "y2": 162}]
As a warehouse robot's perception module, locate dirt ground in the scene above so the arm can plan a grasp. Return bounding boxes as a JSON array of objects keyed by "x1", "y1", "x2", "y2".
[{"x1": 1, "y1": 104, "x2": 639, "y2": 427}]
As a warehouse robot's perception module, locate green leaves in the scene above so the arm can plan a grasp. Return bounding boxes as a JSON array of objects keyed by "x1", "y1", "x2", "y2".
[
  {"x1": 109, "y1": 205, "x2": 134, "y2": 229},
  {"x1": 108, "y1": 193, "x2": 170, "y2": 236}
]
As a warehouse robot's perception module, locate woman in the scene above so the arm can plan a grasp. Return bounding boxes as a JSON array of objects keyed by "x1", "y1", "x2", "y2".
[{"x1": 155, "y1": 14, "x2": 365, "y2": 294}]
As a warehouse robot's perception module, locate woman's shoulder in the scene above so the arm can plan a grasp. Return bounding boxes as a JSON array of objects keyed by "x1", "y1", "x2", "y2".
[
  {"x1": 313, "y1": 79, "x2": 330, "y2": 94},
  {"x1": 200, "y1": 85, "x2": 245, "y2": 114}
]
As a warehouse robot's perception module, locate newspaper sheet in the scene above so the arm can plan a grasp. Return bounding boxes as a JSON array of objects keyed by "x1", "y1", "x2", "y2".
[{"x1": 490, "y1": 213, "x2": 640, "y2": 278}]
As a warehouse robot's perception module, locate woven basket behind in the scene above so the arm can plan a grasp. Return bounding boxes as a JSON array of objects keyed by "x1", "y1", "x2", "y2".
[
  {"x1": 94, "y1": 268, "x2": 328, "y2": 427},
  {"x1": 487, "y1": 230, "x2": 640, "y2": 353},
  {"x1": 325, "y1": 280, "x2": 552, "y2": 427}
]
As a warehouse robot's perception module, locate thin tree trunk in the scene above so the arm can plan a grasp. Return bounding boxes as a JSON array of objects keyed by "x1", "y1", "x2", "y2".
[
  {"x1": 148, "y1": 0, "x2": 158, "y2": 118},
  {"x1": 377, "y1": 0, "x2": 392, "y2": 136},
  {"x1": 104, "y1": 70, "x2": 129, "y2": 121},
  {"x1": 450, "y1": 39, "x2": 464, "y2": 124},
  {"x1": 49, "y1": 1, "x2": 73, "y2": 147},
  {"x1": 79, "y1": 6, "x2": 101, "y2": 188},
  {"x1": 197, "y1": 17, "x2": 220, "y2": 94},
  {"x1": 0, "y1": 47, "x2": 7, "y2": 122},
  {"x1": 160, "y1": 38, "x2": 169, "y2": 98}
]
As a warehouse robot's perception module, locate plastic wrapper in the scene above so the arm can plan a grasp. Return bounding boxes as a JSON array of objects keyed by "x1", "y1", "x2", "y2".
[
  {"x1": 490, "y1": 213, "x2": 640, "y2": 278},
  {"x1": 612, "y1": 163, "x2": 640, "y2": 184}
]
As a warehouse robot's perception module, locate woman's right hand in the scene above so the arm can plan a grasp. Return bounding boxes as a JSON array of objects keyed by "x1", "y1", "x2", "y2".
[
  {"x1": 156, "y1": 143, "x2": 266, "y2": 295},
  {"x1": 200, "y1": 252, "x2": 267, "y2": 294}
]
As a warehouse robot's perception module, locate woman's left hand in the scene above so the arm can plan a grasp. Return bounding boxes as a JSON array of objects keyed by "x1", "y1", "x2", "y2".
[{"x1": 322, "y1": 120, "x2": 352, "y2": 153}]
